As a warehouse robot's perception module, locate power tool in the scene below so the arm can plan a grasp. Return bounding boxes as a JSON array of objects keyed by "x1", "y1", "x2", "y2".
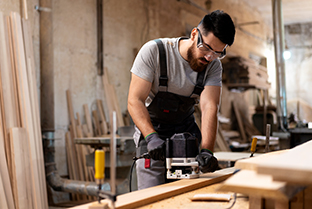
[
  {"x1": 166, "y1": 132, "x2": 200, "y2": 179},
  {"x1": 130, "y1": 132, "x2": 200, "y2": 191}
]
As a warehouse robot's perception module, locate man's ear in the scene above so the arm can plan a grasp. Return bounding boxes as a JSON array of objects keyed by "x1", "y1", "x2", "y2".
[{"x1": 190, "y1": 28, "x2": 197, "y2": 41}]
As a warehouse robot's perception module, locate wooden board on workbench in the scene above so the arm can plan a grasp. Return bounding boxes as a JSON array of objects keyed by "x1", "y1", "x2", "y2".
[
  {"x1": 218, "y1": 170, "x2": 303, "y2": 201},
  {"x1": 69, "y1": 168, "x2": 236, "y2": 209},
  {"x1": 256, "y1": 140, "x2": 312, "y2": 184},
  {"x1": 234, "y1": 150, "x2": 286, "y2": 171}
]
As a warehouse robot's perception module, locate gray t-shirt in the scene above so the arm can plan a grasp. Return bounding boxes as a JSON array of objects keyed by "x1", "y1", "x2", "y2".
[{"x1": 130, "y1": 37, "x2": 222, "y2": 105}]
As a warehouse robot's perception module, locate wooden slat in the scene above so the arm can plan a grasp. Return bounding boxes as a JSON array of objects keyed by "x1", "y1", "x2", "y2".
[
  {"x1": 215, "y1": 124, "x2": 230, "y2": 151},
  {"x1": 102, "y1": 67, "x2": 124, "y2": 127},
  {"x1": 257, "y1": 140, "x2": 312, "y2": 184},
  {"x1": 0, "y1": 171, "x2": 9, "y2": 209},
  {"x1": 0, "y1": 12, "x2": 19, "y2": 129},
  {"x1": 97, "y1": 99, "x2": 108, "y2": 135},
  {"x1": 22, "y1": 18, "x2": 48, "y2": 208},
  {"x1": 66, "y1": 90, "x2": 84, "y2": 182},
  {"x1": 83, "y1": 104, "x2": 94, "y2": 136},
  {"x1": 232, "y1": 100, "x2": 247, "y2": 142},
  {"x1": 6, "y1": 14, "x2": 21, "y2": 128},
  {"x1": 92, "y1": 110, "x2": 102, "y2": 136},
  {"x1": 0, "y1": 83, "x2": 15, "y2": 209},
  {"x1": 66, "y1": 90, "x2": 77, "y2": 138},
  {"x1": 10, "y1": 128, "x2": 34, "y2": 209},
  {"x1": 69, "y1": 168, "x2": 235, "y2": 209}
]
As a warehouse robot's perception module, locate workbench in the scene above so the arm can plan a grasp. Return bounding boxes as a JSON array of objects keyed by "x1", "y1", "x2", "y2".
[{"x1": 69, "y1": 167, "x2": 236, "y2": 209}]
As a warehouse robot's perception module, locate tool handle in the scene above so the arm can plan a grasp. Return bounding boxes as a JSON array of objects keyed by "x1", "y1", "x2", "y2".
[
  {"x1": 95, "y1": 149, "x2": 105, "y2": 181},
  {"x1": 250, "y1": 137, "x2": 258, "y2": 153}
]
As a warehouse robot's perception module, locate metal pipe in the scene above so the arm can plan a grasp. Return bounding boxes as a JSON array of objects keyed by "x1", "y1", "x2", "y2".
[
  {"x1": 39, "y1": 0, "x2": 54, "y2": 132},
  {"x1": 272, "y1": 0, "x2": 288, "y2": 131},
  {"x1": 44, "y1": 134, "x2": 111, "y2": 196}
]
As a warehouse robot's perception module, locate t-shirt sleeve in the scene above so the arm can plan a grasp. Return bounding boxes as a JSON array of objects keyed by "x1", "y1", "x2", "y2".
[
  {"x1": 204, "y1": 59, "x2": 223, "y2": 86},
  {"x1": 130, "y1": 40, "x2": 158, "y2": 83}
]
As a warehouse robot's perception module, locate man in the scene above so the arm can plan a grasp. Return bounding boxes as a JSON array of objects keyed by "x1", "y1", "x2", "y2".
[{"x1": 128, "y1": 10, "x2": 235, "y2": 190}]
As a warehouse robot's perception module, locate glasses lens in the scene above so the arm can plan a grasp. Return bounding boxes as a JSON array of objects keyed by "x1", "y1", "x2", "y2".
[
  {"x1": 197, "y1": 28, "x2": 226, "y2": 60},
  {"x1": 198, "y1": 44, "x2": 224, "y2": 59}
]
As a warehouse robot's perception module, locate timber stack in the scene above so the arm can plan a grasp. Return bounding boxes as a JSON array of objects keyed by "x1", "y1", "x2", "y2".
[
  {"x1": 222, "y1": 56, "x2": 271, "y2": 90},
  {"x1": 0, "y1": 12, "x2": 48, "y2": 209}
]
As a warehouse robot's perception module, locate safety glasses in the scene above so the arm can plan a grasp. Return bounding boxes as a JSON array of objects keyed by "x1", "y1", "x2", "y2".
[{"x1": 196, "y1": 27, "x2": 227, "y2": 60}]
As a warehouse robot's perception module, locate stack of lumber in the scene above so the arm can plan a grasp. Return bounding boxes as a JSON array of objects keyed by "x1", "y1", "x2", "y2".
[
  {"x1": 64, "y1": 68, "x2": 127, "y2": 200},
  {"x1": 0, "y1": 12, "x2": 48, "y2": 209},
  {"x1": 222, "y1": 56, "x2": 271, "y2": 90},
  {"x1": 65, "y1": 91, "x2": 109, "y2": 201},
  {"x1": 218, "y1": 140, "x2": 312, "y2": 209}
]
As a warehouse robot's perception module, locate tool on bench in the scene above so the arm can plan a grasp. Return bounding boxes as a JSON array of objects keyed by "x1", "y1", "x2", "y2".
[
  {"x1": 89, "y1": 112, "x2": 117, "y2": 209},
  {"x1": 166, "y1": 132, "x2": 200, "y2": 179},
  {"x1": 130, "y1": 132, "x2": 200, "y2": 190}
]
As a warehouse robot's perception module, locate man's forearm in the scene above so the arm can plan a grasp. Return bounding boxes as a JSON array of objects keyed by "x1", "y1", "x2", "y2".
[
  {"x1": 200, "y1": 107, "x2": 218, "y2": 152},
  {"x1": 128, "y1": 99, "x2": 155, "y2": 138}
]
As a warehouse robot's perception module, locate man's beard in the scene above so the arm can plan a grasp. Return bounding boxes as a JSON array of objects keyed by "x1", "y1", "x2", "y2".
[{"x1": 187, "y1": 42, "x2": 209, "y2": 73}]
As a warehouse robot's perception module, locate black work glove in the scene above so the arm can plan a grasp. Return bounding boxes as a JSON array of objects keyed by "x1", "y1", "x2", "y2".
[
  {"x1": 196, "y1": 149, "x2": 219, "y2": 173},
  {"x1": 145, "y1": 132, "x2": 166, "y2": 161}
]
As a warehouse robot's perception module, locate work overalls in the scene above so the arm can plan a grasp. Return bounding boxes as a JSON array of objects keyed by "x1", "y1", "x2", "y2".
[{"x1": 135, "y1": 39, "x2": 206, "y2": 190}]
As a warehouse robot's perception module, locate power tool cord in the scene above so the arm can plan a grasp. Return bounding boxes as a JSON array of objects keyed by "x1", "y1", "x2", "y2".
[
  {"x1": 129, "y1": 157, "x2": 137, "y2": 192},
  {"x1": 129, "y1": 153, "x2": 150, "y2": 192}
]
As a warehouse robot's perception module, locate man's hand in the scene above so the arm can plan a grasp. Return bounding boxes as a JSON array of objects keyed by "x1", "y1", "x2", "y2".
[
  {"x1": 196, "y1": 149, "x2": 219, "y2": 173},
  {"x1": 145, "y1": 132, "x2": 166, "y2": 161}
]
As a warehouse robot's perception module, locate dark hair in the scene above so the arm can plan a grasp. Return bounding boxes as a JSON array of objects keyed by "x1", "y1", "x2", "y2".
[{"x1": 198, "y1": 10, "x2": 235, "y2": 46}]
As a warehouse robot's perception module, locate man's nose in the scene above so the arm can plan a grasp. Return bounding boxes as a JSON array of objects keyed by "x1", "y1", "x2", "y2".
[{"x1": 204, "y1": 54, "x2": 213, "y2": 61}]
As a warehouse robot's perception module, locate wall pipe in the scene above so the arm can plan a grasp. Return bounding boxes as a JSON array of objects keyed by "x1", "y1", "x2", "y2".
[
  {"x1": 272, "y1": 0, "x2": 288, "y2": 131},
  {"x1": 43, "y1": 135, "x2": 111, "y2": 196}
]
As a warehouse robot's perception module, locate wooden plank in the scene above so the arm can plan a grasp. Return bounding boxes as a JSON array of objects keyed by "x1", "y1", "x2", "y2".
[
  {"x1": 92, "y1": 110, "x2": 102, "y2": 136},
  {"x1": 97, "y1": 99, "x2": 108, "y2": 135},
  {"x1": 7, "y1": 16, "x2": 22, "y2": 127},
  {"x1": 0, "y1": 12, "x2": 19, "y2": 129},
  {"x1": 82, "y1": 124, "x2": 90, "y2": 137},
  {"x1": 0, "y1": 81, "x2": 15, "y2": 209},
  {"x1": 83, "y1": 104, "x2": 94, "y2": 136},
  {"x1": 69, "y1": 167, "x2": 235, "y2": 209},
  {"x1": 66, "y1": 90, "x2": 77, "y2": 138},
  {"x1": 214, "y1": 151, "x2": 261, "y2": 162},
  {"x1": 215, "y1": 124, "x2": 230, "y2": 151},
  {"x1": 218, "y1": 170, "x2": 303, "y2": 201},
  {"x1": 10, "y1": 12, "x2": 44, "y2": 209},
  {"x1": 0, "y1": 171, "x2": 9, "y2": 209},
  {"x1": 22, "y1": 18, "x2": 48, "y2": 208},
  {"x1": 102, "y1": 67, "x2": 124, "y2": 127},
  {"x1": 232, "y1": 100, "x2": 247, "y2": 142},
  {"x1": 66, "y1": 90, "x2": 83, "y2": 182},
  {"x1": 234, "y1": 150, "x2": 287, "y2": 171},
  {"x1": 10, "y1": 128, "x2": 34, "y2": 209},
  {"x1": 77, "y1": 125, "x2": 88, "y2": 182},
  {"x1": 257, "y1": 140, "x2": 312, "y2": 184}
]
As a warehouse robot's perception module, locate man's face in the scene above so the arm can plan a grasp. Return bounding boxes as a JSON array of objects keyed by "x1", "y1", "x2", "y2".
[
  {"x1": 187, "y1": 29, "x2": 227, "y2": 72},
  {"x1": 187, "y1": 41, "x2": 209, "y2": 73}
]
